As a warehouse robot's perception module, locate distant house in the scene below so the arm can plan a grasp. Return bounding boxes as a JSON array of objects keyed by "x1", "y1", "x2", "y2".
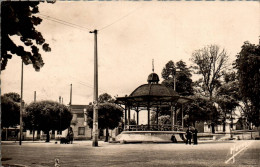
[
  {"x1": 204, "y1": 119, "x2": 238, "y2": 133},
  {"x1": 70, "y1": 105, "x2": 92, "y2": 140}
]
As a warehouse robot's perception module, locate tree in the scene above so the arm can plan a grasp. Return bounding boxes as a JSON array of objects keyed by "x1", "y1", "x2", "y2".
[
  {"x1": 1, "y1": 95, "x2": 20, "y2": 128},
  {"x1": 191, "y1": 45, "x2": 229, "y2": 100},
  {"x1": 161, "y1": 60, "x2": 194, "y2": 96},
  {"x1": 184, "y1": 96, "x2": 219, "y2": 131},
  {"x1": 24, "y1": 100, "x2": 72, "y2": 142},
  {"x1": 3, "y1": 92, "x2": 21, "y2": 103},
  {"x1": 234, "y1": 41, "x2": 260, "y2": 130},
  {"x1": 1, "y1": 1, "x2": 53, "y2": 71},
  {"x1": 98, "y1": 93, "x2": 115, "y2": 103},
  {"x1": 86, "y1": 103, "x2": 123, "y2": 142},
  {"x1": 215, "y1": 72, "x2": 240, "y2": 132}
]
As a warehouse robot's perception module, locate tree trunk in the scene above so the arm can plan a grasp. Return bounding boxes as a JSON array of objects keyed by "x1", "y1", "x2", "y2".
[
  {"x1": 105, "y1": 127, "x2": 109, "y2": 142},
  {"x1": 223, "y1": 122, "x2": 226, "y2": 133},
  {"x1": 45, "y1": 131, "x2": 50, "y2": 142},
  {"x1": 33, "y1": 129, "x2": 35, "y2": 142},
  {"x1": 6, "y1": 128, "x2": 8, "y2": 141},
  {"x1": 211, "y1": 123, "x2": 215, "y2": 133}
]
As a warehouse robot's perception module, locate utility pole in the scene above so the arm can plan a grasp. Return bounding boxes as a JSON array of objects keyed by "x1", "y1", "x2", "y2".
[
  {"x1": 90, "y1": 29, "x2": 98, "y2": 147},
  {"x1": 70, "y1": 84, "x2": 72, "y2": 105},
  {"x1": 34, "y1": 91, "x2": 36, "y2": 102},
  {"x1": 19, "y1": 61, "x2": 24, "y2": 145}
]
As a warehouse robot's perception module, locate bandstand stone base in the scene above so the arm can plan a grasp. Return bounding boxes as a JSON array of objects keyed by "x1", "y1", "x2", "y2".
[{"x1": 116, "y1": 131, "x2": 186, "y2": 143}]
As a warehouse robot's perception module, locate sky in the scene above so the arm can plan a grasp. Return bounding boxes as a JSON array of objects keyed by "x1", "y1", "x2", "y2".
[{"x1": 2, "y1": 1, "x2": 260, "y2": 121}]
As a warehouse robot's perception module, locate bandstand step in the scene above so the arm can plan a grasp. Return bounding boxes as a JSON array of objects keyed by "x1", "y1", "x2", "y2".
[{"x1": 116, "y1": 131, "x2": 185, "y2": 144}]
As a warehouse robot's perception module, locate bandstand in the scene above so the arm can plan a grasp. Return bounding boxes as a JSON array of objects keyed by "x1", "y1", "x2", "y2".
[{"x1": 115, "y1": 71, "x2": 192, "y2": 143}]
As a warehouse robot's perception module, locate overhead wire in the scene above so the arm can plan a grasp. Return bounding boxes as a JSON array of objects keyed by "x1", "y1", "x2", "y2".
[
  {"x1": 39, "y1": 15, "x2": 90, "y2": 32},
  {"x1": 98, "y1": 5, "x2": 143, "y2": 31},
  {"x1": 38, "y1": 13, "x2": 92, "y2": 31}
]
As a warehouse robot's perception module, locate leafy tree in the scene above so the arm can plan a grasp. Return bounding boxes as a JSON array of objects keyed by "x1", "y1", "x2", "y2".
[
  {"x1": 3, "y1": 92, "x2": 21, "y2": 103},
  {"x1": 24, "y1": 100, "x2": 72, "y2": 142},
  {"x1": 1, "y1": 1, "x2": 53, "y2": 71},
  {"x1": 191, "y1": 45, "x2": 229, "y2": 100},
  {"x1": 215, "y1": 71, "x2": 240, "y2": 132},
  {"x1": 1, "y1": 95, "x2": 20, "y2": 128},
  {"x1": 234, "y1": 41, "x2": 260, "y2": 130},
  {"x1": 185, "y1": 96, "x2": 219, "y2": 130},
  {"x1": 86, "y1": 103, "x2": 123, "y2": 142},
  {"x1": 161, "y1": 60, "x2": 194, "y2": 96},
  {"x1": 98, "y1": 93, "x2": 115, "y2": 103}
]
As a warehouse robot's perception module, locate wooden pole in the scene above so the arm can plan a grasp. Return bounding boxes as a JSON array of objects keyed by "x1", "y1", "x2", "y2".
[
  {"x1": 34, "y1": 91, "x2": 36, "y2": 102},
  {"x1": 70, "y1": 84, "x2": 72, "y2": 105},
  {"x1": 19, "y1": 61, "x2": 24, "y2": 145}
]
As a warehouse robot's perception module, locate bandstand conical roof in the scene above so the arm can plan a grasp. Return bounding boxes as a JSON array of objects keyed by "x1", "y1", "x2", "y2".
[{"x1": 116, "y1": 71, "x2": 184, "y2": 108}]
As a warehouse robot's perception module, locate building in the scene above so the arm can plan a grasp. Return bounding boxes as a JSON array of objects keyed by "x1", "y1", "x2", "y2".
[
  {"x1": 70, "y1": 105, "x2": 92, "y2": 140},
  {"x1": 204, "y1": 119, "x2": 238, "y2": 133}
]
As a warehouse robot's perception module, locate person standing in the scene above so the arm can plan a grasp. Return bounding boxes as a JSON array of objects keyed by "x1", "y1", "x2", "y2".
[
  {"x1": 193, "y1": 127, "x2": 198, "y2": 145},
  {"x1": 68, "y1": 127, "x2": 74, "y2": 144},
  {"x1": 186, "y1": 127, "x2": 192, "y2": 145}
]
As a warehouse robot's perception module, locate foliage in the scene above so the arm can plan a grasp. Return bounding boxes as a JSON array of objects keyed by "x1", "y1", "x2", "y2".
[
  {"x1": 234, "y1": 41, "x2": 260, "y2": 127},
  {"x1": 184, "y1": 96, "x2": 220, "y2": 130},
  {"x1": 158, "y1": 115, "x2": 171, "y2": 125},
  {"x1": 86, "y1": 103, "x2": 123, "y2": 130},
  {"x1": 215, "y1": 72, "x2": 240, "y2": 131},
  {"x1": 1, "y1": 1, "x2": 53, "y2": 71},
  {"x1": 98, "y1": 93, "x2": 115, "y2": 103},
  {"x1": 130, "y1": 119, "x2": 137, "y2": 125},
  {"x1": 191, "y1": 45, "x2": 229, "y2": 100},
  {"x1": 161, "y1": 60, "x2": 194, "y2": 96},
  {"x1": 3, "y1": 92, "x2": 21, "y2": 103},
  {"x1": 1, "y1": 95, "x2": 20, "y2": 128},
  {"x1": 24, "y1": 100, "x2": 72, "y2": 142}
]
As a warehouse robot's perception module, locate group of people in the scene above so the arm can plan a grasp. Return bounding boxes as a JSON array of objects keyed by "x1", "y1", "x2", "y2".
[{"x1": 185, "y1": 126, "x2": 198, "y2": 145}]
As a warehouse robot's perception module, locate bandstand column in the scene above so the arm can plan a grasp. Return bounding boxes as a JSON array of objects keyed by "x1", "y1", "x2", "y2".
[
  {"x1": 124, "y1": 104, "x2": 127, "y2": 130},
  {"x1": 128, "y1": 106, "x2": 131, "y2": 130},
  {"x1": 171, "y1": 104, "x2": 175, "y2": 131},
  {"x1": 147, "y1": 105, "x2": 150, "y2": 130},
  {"x1": 181, "y1": 104, "x2": 184, "y2": 129},
  {"x1": 156, "y1": 107, "x2": 159, "y2": 125},
  {"x1": 136, "y1": 109, "x2": 139, "y2": 125}
]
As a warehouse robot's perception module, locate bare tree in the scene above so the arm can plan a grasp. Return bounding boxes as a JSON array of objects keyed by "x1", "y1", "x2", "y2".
[{"x1": 191, "y1": 45, "x2": 229, "y2": 100}]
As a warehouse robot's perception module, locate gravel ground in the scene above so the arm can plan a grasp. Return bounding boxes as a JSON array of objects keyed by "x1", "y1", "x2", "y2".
[{"x1": 1, "y1": 140, "x2": 259, "y2": 167}]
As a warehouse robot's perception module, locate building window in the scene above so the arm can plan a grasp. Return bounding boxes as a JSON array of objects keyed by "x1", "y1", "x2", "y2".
[
  {"x1": 78, "y1": 127, "x2": 85, "y2": 136},
  {"x1": 30, "y1": 130, "x2": 33, "y2": 134}
]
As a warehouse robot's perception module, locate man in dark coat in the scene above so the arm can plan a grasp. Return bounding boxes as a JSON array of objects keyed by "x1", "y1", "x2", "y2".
[
  {"x1": 186, "y1": 127, "x2": 192, "y2": 145},
  {"x1": 193, "y1": 128, "x2": 198, "y2": 145}
]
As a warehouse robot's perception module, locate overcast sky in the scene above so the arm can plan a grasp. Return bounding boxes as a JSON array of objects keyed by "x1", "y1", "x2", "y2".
[{"x1": 2, "y1": 1, "x2": 259, "y2": 110}]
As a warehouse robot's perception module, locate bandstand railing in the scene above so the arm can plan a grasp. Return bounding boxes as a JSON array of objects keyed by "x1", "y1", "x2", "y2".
[{"x1": 125, "y1": 124, "x2": 183, "y2": 131}]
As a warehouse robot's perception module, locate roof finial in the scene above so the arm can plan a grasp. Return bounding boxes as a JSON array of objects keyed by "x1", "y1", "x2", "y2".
[{"x1": 152, "y1": 59, "x2": 154, "y2": 73}]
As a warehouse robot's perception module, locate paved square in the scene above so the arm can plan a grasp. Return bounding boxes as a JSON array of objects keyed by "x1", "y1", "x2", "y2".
[{"x1": 1, "y1": 140, "x2": 259, "y2": 167}]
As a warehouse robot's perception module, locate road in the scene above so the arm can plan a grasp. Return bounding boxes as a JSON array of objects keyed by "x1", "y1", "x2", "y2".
[{"x1": 1, "y1": 140, "x2": 259, "y2": 167}]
